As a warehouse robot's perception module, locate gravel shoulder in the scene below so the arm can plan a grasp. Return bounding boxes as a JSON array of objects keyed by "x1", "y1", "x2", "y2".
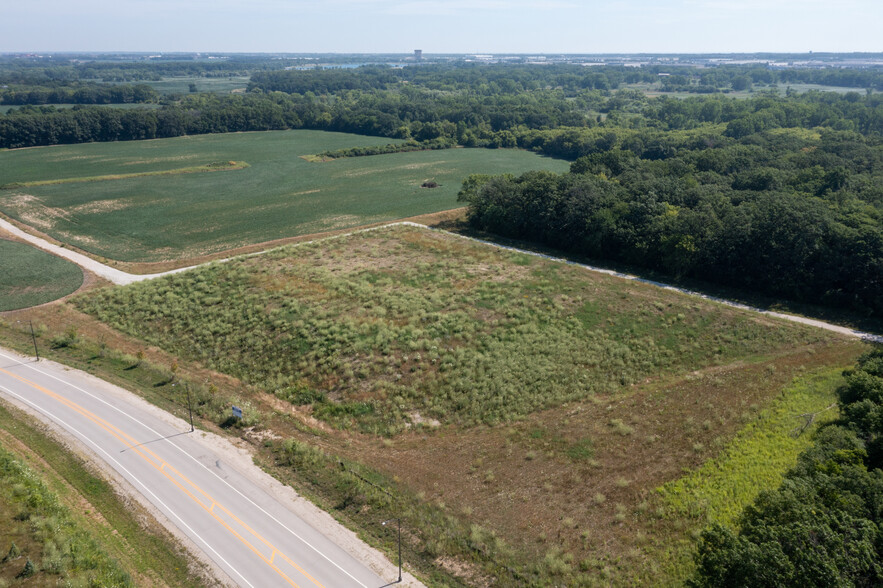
[{"x1": 0, "y1": 346, "x2": 425, "y2": 587}]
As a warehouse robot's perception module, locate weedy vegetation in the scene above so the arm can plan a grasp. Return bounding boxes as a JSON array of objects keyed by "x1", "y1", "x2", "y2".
[
  {"x1": 0, "y1": 444, "x2": 133, "y2": 586},
  {"x1": 74, "y1": 225, "x2": 830, "y2": 435}
]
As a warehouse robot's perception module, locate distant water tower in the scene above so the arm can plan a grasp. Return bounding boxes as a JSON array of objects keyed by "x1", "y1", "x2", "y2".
[{"x1": 414, "y1": 49, "x2": 423, "y2": 61}]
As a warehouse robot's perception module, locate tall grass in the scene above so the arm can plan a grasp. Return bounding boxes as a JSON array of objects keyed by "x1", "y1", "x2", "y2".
[
  {"x1": 74, "y1": 225, "x2": 828, "y2": 434},
  {"x1": 0, "y1": 445, "x2": 132, "y2": 586}
]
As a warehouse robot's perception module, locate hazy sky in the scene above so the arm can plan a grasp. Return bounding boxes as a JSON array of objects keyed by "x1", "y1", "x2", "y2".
[{"x1": 3, "y1": 0, "x2": 881, "y2": 54}]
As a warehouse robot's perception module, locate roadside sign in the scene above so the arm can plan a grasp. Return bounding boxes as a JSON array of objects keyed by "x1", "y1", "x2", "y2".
[{"x1": 232, "y1": 405, "x2": 243, "y2": 419}]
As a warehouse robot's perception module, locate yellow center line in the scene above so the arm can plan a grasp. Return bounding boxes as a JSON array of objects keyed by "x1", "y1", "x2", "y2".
[{"x1": 0, "y1": 367, "x2": 327, "y2": 588}]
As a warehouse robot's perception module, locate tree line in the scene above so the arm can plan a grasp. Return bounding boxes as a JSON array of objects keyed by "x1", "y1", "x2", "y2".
[
  {"x1": 0, "y1": 83, "x2": 157, "y2": 105},
  {"x1": 458, "y1": 125, "x2": 883, "y2": 317},
  {"x1": 692, "y1": 347, "x2": 883, "y2": 586},
  {"x1": 0, "y1": 55, "x2": 304, "y2": 85},
  {"x1": 249, "y1": 63, "x2": 883, "y2": 96},
  {"x1": 3, "y1": 80, "x2": 882, "y2": 151}
]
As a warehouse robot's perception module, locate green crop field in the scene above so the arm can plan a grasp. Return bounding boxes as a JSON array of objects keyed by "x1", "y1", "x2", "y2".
[
  {"x1": 0, "y1": 240, "x2": 83, "y2": 311},
  {"x1": 0, "y1": 130, "x2": 568, "y2": 263}
]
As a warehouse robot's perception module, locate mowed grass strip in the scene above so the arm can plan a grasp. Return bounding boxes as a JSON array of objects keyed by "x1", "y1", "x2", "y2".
[
  {"x1": 0, "y1": 239, "x2": 83, "y2": 311},
  {"x1": 0, "y1": 160, "x2": 249, "y2": 189},
  {"x1": 0, "y1": 130, "x2": 569, "y2": 262},
  {"x1": 74, "y1": 224, "x2": 835, "y2": 434}
]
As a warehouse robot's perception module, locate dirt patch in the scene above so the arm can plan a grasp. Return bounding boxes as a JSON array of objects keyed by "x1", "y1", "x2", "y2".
[
  {"x1": 69, "y1": 198, "x2": 137, "y2": 215},
  {"x1": 434, "y1": 556, "x2": 491, "y2": 587}
]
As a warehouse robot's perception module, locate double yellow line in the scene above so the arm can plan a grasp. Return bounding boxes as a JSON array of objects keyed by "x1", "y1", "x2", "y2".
[{"x1": 0, "y1": 366, "x2": 325, "y2": 588}]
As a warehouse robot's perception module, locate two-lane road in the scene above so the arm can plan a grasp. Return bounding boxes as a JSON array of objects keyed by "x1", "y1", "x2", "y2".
[{"x1": 0, "y1": 347, "x2": 414, "y2": 588}]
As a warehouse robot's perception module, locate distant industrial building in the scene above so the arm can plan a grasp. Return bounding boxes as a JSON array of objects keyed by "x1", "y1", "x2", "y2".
[{"x1": 414, "y1": 49, "x2": 423, "y2": 61}]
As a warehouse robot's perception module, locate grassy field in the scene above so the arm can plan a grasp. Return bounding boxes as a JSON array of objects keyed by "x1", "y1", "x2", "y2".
[
  {"x1": 0, "y1": 131, "x2": 568, "y2": 263},
  {"x1": 125, "y1": 76, "x2": 251, "y2": 95},
  {"x1": 73, "y1": 225, "x2": 834, "y2": 433},
  {"x1": 0, "y1": 239, "x2": 83, "y2": 311},
  {"x1": 59, "y1": 224, "x2": 867, "y2": 584}
]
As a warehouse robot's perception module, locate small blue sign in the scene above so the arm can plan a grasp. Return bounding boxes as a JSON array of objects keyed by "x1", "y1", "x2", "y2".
[{"x1": 232, "y1": 405, "x2": 243, "y2": 419}]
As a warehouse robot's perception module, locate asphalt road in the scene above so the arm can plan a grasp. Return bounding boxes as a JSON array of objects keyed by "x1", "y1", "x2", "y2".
[{"x1": 0, "y1": 347, "x2": 403, "y2": 588}]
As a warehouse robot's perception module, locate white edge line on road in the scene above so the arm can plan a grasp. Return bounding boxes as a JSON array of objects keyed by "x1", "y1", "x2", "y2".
[
  {"x1": 0, "y1": 350, "x2": 370, "y2": 588},
  {"x1": 0, "y1": 380, "x2": 254, "y2": 588}
]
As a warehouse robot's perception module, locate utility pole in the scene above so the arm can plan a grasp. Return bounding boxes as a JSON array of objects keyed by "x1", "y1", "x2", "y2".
[
  {"x1": 381, "y1": 518, "x2": 402, "y2": 584},
  {"x1": 340, "y1": 462, "x2": 403, "y2": 584},
  {"x1": 29, "y1": 321, "x2": 39, "y2": 361},
  {"x1": 185, "y1": 384, "x2": 194, "y2": 432}
]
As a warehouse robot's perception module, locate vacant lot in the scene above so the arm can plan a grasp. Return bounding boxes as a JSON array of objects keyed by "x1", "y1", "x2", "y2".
[
  {"x1": 0, "y1": 239, "x2": 83, "y2": 311},
  {"x1": 69, "y1": 224, "x2": 865, "y2": 584},
  {"x1": 75, "y1": 225, "x2": 833, "y2": 432},
  {"x1": 0, "y1": 130, "x2": 568, "y2": 263}
]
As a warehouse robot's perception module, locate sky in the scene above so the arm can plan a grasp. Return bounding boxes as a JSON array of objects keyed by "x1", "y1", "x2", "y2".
[{"x1": 2, "y1": 0, "x2": 882, "y2": 54}]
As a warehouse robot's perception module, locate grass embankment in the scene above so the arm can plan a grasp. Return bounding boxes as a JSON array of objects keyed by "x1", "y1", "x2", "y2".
[
  {"x1": 0, "y1": 130, "x2": 567, "y2": 263},
  {"x1": 0, "y1": 160, "x2": 249, "y2": 189},
  {"x1": 0, "y1": 239, "x2": 83, "y2": 311},
  {"x1": 0, "y1": 225, "x2": 867, "y2": 586},
  {"x1": 0, "y1": 402, "x2": 206, "y2": 587}
]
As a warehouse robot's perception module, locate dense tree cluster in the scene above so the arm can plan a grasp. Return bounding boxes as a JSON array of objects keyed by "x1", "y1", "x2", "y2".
[
  {"x1": 692, "y1": 348, "x2": 883, "y2": 587},
  {"x1": 250, "y1": 63, "x2": 883, "y2": 95},
  {"x1": 459, "y1": 125, "x2": 883, "y2": 316},
  {"x1": 0, "y1": 83, "x2": 157, "y2": 105}
]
